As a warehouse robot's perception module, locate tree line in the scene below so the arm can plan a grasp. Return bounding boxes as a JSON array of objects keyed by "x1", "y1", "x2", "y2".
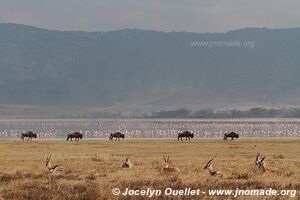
[{"x1": 149, "y1": 107, "x2": 300, "y2": 118}]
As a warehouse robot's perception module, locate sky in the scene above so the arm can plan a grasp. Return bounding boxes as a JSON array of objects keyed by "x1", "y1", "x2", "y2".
[{"x1": 0, "y1": 0, "x2": 299, "y2": 33}]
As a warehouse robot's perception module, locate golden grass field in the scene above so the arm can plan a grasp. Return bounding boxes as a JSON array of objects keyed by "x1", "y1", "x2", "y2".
[{"x1": 0, "y1": 139, "x2": 299, "y2": 199}]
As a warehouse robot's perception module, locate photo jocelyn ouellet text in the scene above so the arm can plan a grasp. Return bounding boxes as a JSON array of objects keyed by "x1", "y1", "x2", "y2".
[{"x1": 112, "y1": 187, "x2": 297, "y2": 198}]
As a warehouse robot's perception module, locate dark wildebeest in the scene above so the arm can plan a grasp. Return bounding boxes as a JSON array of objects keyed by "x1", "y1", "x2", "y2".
[
  {"x1": 178, "y1": 131, "x2": 194, "y2": 141},
  {"x1": 109, "y1": 132, "x2": 125, "y2": 141},
  {"x1": 21, "y1": 131, "x2": 37, "y2": 140},
  {"x1": 66, "y1": 132, "x2": 83, "y2": 141},
  {"x1": 223, "y1": 132, "x2": 239, "y2": 140}
]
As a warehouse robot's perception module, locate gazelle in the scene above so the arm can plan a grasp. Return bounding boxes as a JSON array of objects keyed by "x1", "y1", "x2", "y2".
[
  {"x1": 162, "y1": 155, "x2": 180, "y2": 172},
  {"x1": 255, "y1": 153, "x2": 278, "y2": 173},
  {"x1": 45, "y1": 154, "x2": 65, "y2": 172},
  {"x1": 122, "y1": 157, "x2": 133, "y2": 168},
  {"x1": 204, "y1": 158, "x2": 223, "y2": 177}
]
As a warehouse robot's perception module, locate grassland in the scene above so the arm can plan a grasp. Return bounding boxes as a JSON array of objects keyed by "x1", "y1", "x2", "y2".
[{"x1": 0, "y1": 139, "x2": 299, "y2": 199}]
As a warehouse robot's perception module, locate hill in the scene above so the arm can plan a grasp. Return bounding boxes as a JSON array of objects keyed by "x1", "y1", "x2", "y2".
[{"x1": 0, "y1": 23, "x2": 300, "y2": 116}]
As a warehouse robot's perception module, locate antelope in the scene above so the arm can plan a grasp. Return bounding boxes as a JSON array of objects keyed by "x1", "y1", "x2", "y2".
[
  {"x1": 109, "y1": 132, "x2": 125, "y2": 141},
  {"x1": 122, "y1": 157, "x2": 133, "y2": 168},
  {"x1": 204, "y1": 158, "x2": 223, "y2": 177},
  {"x1": 162, "y1": 155, "x2": 180, "y2": 172},
  {"x1": 178, "y1": 131, "x2": 194, "y2": 141},
  {"x1": 45, "y1": 154, "x2": 65, "y2": 172},
  {"x1": 66, "y1": 132, "x2": 83, "y2": 141},
  {"x1": 21, "y1": 131, "x2": 37, "y2": 140},
  {"x1": 255, "y1": 153, "x2": 278, "y2": 173},
  {"x1": 223, "y1": 132, "x2": 239, "y2": 140}
]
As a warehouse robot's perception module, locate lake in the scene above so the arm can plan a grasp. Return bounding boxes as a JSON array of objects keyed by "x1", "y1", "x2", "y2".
[{"x1": 0, "y1": 118, "x2": 299, "y2": 139}]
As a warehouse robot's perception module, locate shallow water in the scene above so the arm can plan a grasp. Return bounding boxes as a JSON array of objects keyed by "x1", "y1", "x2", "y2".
[{"x1": 0, "y1": 118, "x2": 299, "y2": 139}]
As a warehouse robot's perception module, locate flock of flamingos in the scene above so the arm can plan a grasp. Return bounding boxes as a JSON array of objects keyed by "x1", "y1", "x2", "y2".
[{"x1": 21, "y1": 130, "x2": 278, "y2": 177}]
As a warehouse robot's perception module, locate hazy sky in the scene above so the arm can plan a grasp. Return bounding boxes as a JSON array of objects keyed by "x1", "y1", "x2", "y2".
[{"x1": 0, "y1": 0, "x2": 299, "y2": 33}]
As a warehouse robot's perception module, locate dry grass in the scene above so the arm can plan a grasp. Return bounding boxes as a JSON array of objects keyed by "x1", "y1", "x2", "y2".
[{"x1": 0, "y1": 139, "x2": 299, "y2": 199}]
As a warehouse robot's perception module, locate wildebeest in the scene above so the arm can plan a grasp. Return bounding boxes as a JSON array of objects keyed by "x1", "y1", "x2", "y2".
[
  {"x1": 66, "y1": 132, "x2": 83, "y2": 141},
  {"x1": 178, "y1": 131, "x2": 194, "y2": 141},
  {"x1": 223, "y1": 132, "x2": 239, "y2": 140},
  {"x1": 21, "y1": 131, "x2": 37, "y2": 140},
  {"x1": 109, "y1": 132, "x2": 125, "y2": 141}
]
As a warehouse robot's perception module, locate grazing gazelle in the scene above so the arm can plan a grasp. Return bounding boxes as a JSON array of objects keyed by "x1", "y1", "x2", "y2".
[
  {"x1": 204, "y1": 158, "x2": 223, "y2": 177},
  {"x1": 162, "y1": 155, "x2": 180, "y2": 172},
  {"x1": 255, "y1": 153, "x2": 278, "y2": 173},
  {"x1": 45, "y1": 154, "x2": 65, "y2": 172},
  {"x1": 122, "y1": 157, "x2": 133, "y2": 168}
]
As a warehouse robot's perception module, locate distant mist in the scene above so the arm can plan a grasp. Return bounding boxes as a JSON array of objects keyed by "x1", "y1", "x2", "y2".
[{"x1": 0, "y1": 24, "x2": 300, "y2": 117}]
